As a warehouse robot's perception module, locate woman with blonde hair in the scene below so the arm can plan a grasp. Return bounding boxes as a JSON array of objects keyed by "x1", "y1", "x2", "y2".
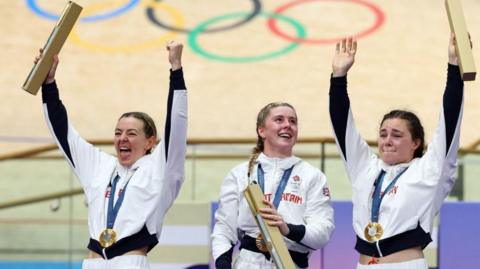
[{"x1": 212, "y1": 102, "x2": 334, "y2": 269}]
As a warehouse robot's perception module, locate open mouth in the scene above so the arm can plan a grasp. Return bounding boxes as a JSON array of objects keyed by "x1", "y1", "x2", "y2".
[
  {"x1": 278, "y1": 133, "x2": 292, "y2": 139},
  {"x1": 118, "y1": 147, "x2": 132, "y2": 158}
]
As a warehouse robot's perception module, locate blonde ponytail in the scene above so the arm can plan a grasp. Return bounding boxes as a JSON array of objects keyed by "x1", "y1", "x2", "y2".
[{"x1": 247, "y1": 147, "x2": 262, "y2": 179}]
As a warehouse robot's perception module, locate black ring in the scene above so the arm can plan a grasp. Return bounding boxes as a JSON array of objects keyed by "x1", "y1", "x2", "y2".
[{"x1": 146, "y1": 0, "x2": 262, "y2": 33}]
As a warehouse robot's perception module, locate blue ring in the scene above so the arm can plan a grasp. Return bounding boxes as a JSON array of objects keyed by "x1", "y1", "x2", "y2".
[{"x1": 26, "y1": 0, "x2": 139, "y2": 23}]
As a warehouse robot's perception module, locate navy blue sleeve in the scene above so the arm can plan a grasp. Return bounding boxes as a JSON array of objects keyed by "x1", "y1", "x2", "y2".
[
  {"x1": 329, "y1": 75, "x2": 350, "y2": 160},
  {"x1": 164, "y1": 68, "x2": 187, "y2": 160},
  {"x1": 215, "y1": 245, "x2": 234, "y2": 269},
  {"x1": 286, "y1": 223, "x2": 306, "y2": 242},
  {"x1": 42, "y1": 81, "x2": 75, "y2": 167},
  {"x1": 443, "y1": 64, "x2": 464, "y2": 155}
]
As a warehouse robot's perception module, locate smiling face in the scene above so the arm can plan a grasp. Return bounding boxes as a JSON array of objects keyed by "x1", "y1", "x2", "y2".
[
  {"x1": 378, "y1": 118, "x2": 421, "y2": 165},
  {"x1": 114, "y1": 116, "x2": 156, "y2": 168},
  {"x1": 257, "y1": 106, "x2": 298, "y2": 158}
]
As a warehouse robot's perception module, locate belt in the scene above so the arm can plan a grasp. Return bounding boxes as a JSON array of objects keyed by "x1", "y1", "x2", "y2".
[
  {"x1": 88, "y1": 225, "x2": 157, "y2": 260},
  {"x1": 355, "y1": 223, "x2": 432, "y2": 257}
]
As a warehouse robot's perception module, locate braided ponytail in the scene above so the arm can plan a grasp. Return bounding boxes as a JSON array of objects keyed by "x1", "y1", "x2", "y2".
[{"x1": 247, "y1": 147, "x2": 262, "y2": 179}]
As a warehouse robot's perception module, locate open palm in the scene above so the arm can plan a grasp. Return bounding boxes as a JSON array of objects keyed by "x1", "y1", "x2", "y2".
[{"x1": 332, "y1": 37, "x2": 357, "y2": 77}]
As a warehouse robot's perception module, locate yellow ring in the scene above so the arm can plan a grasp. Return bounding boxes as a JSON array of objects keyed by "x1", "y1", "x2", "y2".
[{"x1": 69, "y1": 0, "x2": 184, "y2": 53}]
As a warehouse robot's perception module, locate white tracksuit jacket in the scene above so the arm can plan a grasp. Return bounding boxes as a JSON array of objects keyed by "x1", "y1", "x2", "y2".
[
  {"x1": 41, "y1": 69, "x2": 187, "y2": 259},
  {"x1": 212, "y1": 153, "x2": 334, "y2": 266},
  {"x1": 329, "y1": 64, "x2": 464, "y2": 259}
]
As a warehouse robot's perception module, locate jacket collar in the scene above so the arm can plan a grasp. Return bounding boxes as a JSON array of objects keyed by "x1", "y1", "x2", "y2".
[
  {"x1": 115, "y1": 155, "x2": 149, "y2": 179},
  {"x1": 256, "y1": 152, "x2": 301, "y2": 170},
  {"x1": 379, "y1": 158, "x2": 418, "y2": 174}
]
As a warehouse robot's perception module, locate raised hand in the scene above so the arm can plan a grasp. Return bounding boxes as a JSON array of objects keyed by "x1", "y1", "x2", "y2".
[
  {"x1": 332, "y1": 37, "x2": 357, "y2": 77},
  {"x1": 258, "y1": 198, "x2": 290, "y2": 236},
  {"x1": 34, "y1": 48, "x2": 59, "y2": 85},
  {"x1": 448, "y1": 32, "x2": 473, "y2": 66},
  {"x1": 166, "y1": 40, "x2": 183, "y2": 71}
]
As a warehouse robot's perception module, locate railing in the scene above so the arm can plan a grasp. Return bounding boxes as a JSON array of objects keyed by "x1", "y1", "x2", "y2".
[{"x1": 1, "y1": 137, "x2": 480, "y2": 210}]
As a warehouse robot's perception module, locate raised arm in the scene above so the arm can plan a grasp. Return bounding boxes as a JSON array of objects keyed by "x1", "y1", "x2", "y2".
[
  {"x1": 443, "y1": 33, "x2": 466, "y2": 155},
  {"x1": 329, "y1": 38, "x2": 373, "y2": 181},
  {"x1": 38, "y1": 51, "x2": 112, "y2": 190},
  {"x1": 428, "y1": 34, "x2": 467, "y2": 213},
  {"x1": 329, "y1": 37, "x2": 357, "y2": 159},
  {"x1": 151, "y1": 41, "x2": 188, "y2": 203},
  {"x1": 423, "y1": 34, "x2": 466, "y2": 170}
]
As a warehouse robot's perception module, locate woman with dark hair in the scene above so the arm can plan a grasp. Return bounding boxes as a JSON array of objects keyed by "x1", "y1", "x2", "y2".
[
  {"x1": 35, "y1": 40, "x2": 188, "y2": 269},
  {"x1": 329, "y1": 35, "x2": 466, "y2": 268},
  {"x1": 212, "y1": 102, "x2": 334, "y2": 269}
]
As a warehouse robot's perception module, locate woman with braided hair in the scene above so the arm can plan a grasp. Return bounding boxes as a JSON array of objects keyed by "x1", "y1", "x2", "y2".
[{"x1": 211, "y1": 102, "x2": 335, "y2": 269}]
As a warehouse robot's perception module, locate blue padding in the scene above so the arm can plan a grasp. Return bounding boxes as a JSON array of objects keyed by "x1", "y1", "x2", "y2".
[
  {"x1": 0, "y1": 261, "x2": 82, "y2": 269},
  {"x1": 439, "y1": 202, "x2": 480, "y2": 269},
  {"x1": 322, "y1": 201, "x2": 359, "y2": 269}
]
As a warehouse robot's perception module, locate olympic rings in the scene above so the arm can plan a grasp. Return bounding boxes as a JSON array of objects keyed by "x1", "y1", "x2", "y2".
[
  {"x1": 188, "y1": 12, "x2": 306, "y2": 63},
  {"x1": 69, "y1": 1, "x2": 185, "y2": 53},
  {"x1": 26, "y1": 0, "x2": 139, "y2": 23},
  {"x1": 147, "y1": 0, "x2": 262, "y2": 33},
  {"x1": 26, "y1": 0, "x2": 386, "y2": 57},
  {"x1": 267, "y1": 0, "x2": 385, "y2": 44}
]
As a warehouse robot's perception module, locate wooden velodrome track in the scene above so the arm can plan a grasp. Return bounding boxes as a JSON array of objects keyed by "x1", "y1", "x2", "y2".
[{"x1": 1, "y1": 0, "x2": 479, "y2": 156}]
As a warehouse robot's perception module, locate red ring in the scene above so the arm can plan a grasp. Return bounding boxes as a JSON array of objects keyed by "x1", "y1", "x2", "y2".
[{"x1": 267, "y1": 0, "x2": 385, "y2": 44}]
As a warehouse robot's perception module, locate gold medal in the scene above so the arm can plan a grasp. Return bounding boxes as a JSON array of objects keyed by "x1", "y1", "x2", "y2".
[
  {"x1": 364, "y1": 222, "x2": 383, "y2": 242},
  {"x1": 99, "y1": 228, "x2": 117, "y2": 248},
  {"x1": 255, "y1": 234, "x2": 269, "y2": 253}
]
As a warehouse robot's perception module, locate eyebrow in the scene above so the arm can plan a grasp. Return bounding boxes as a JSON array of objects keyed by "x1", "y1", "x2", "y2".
[
  {"x1": 272, "y1": 114, "x2": 297, "y2": 119},
  {"x1": 379, "y1": 128, "x2": 404, "y2": 133},
  {"x1": 115, "y1": 128, "x2": 139, "y2": 132}
]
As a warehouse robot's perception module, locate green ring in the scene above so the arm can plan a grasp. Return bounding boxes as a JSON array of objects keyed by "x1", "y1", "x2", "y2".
[{"x1": 188, "y1": 12, "x2": 306, "y2": 63}]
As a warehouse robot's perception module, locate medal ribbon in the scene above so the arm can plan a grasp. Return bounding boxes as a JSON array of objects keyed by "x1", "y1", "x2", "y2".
[
  {"x1": 257, "y1": 164, "x2": 294, "y2": 209},
  {"x1": 371, "y1": 168, "x2": 407, "y2": 222},
  {"x1": 106, "y1": 174, "x2": 132, "y2": 229}
]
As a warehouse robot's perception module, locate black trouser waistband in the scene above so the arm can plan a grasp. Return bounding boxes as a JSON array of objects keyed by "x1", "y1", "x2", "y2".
[
  {"x1": 355, "y1": 223, "x2": 432, "y2": 257},
  {"x1": 88, "y1": 225, "x2": 158, "y2": 259},
  {"x1": 240, "y1": 235, "x2": 309, "y2": 268}
]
